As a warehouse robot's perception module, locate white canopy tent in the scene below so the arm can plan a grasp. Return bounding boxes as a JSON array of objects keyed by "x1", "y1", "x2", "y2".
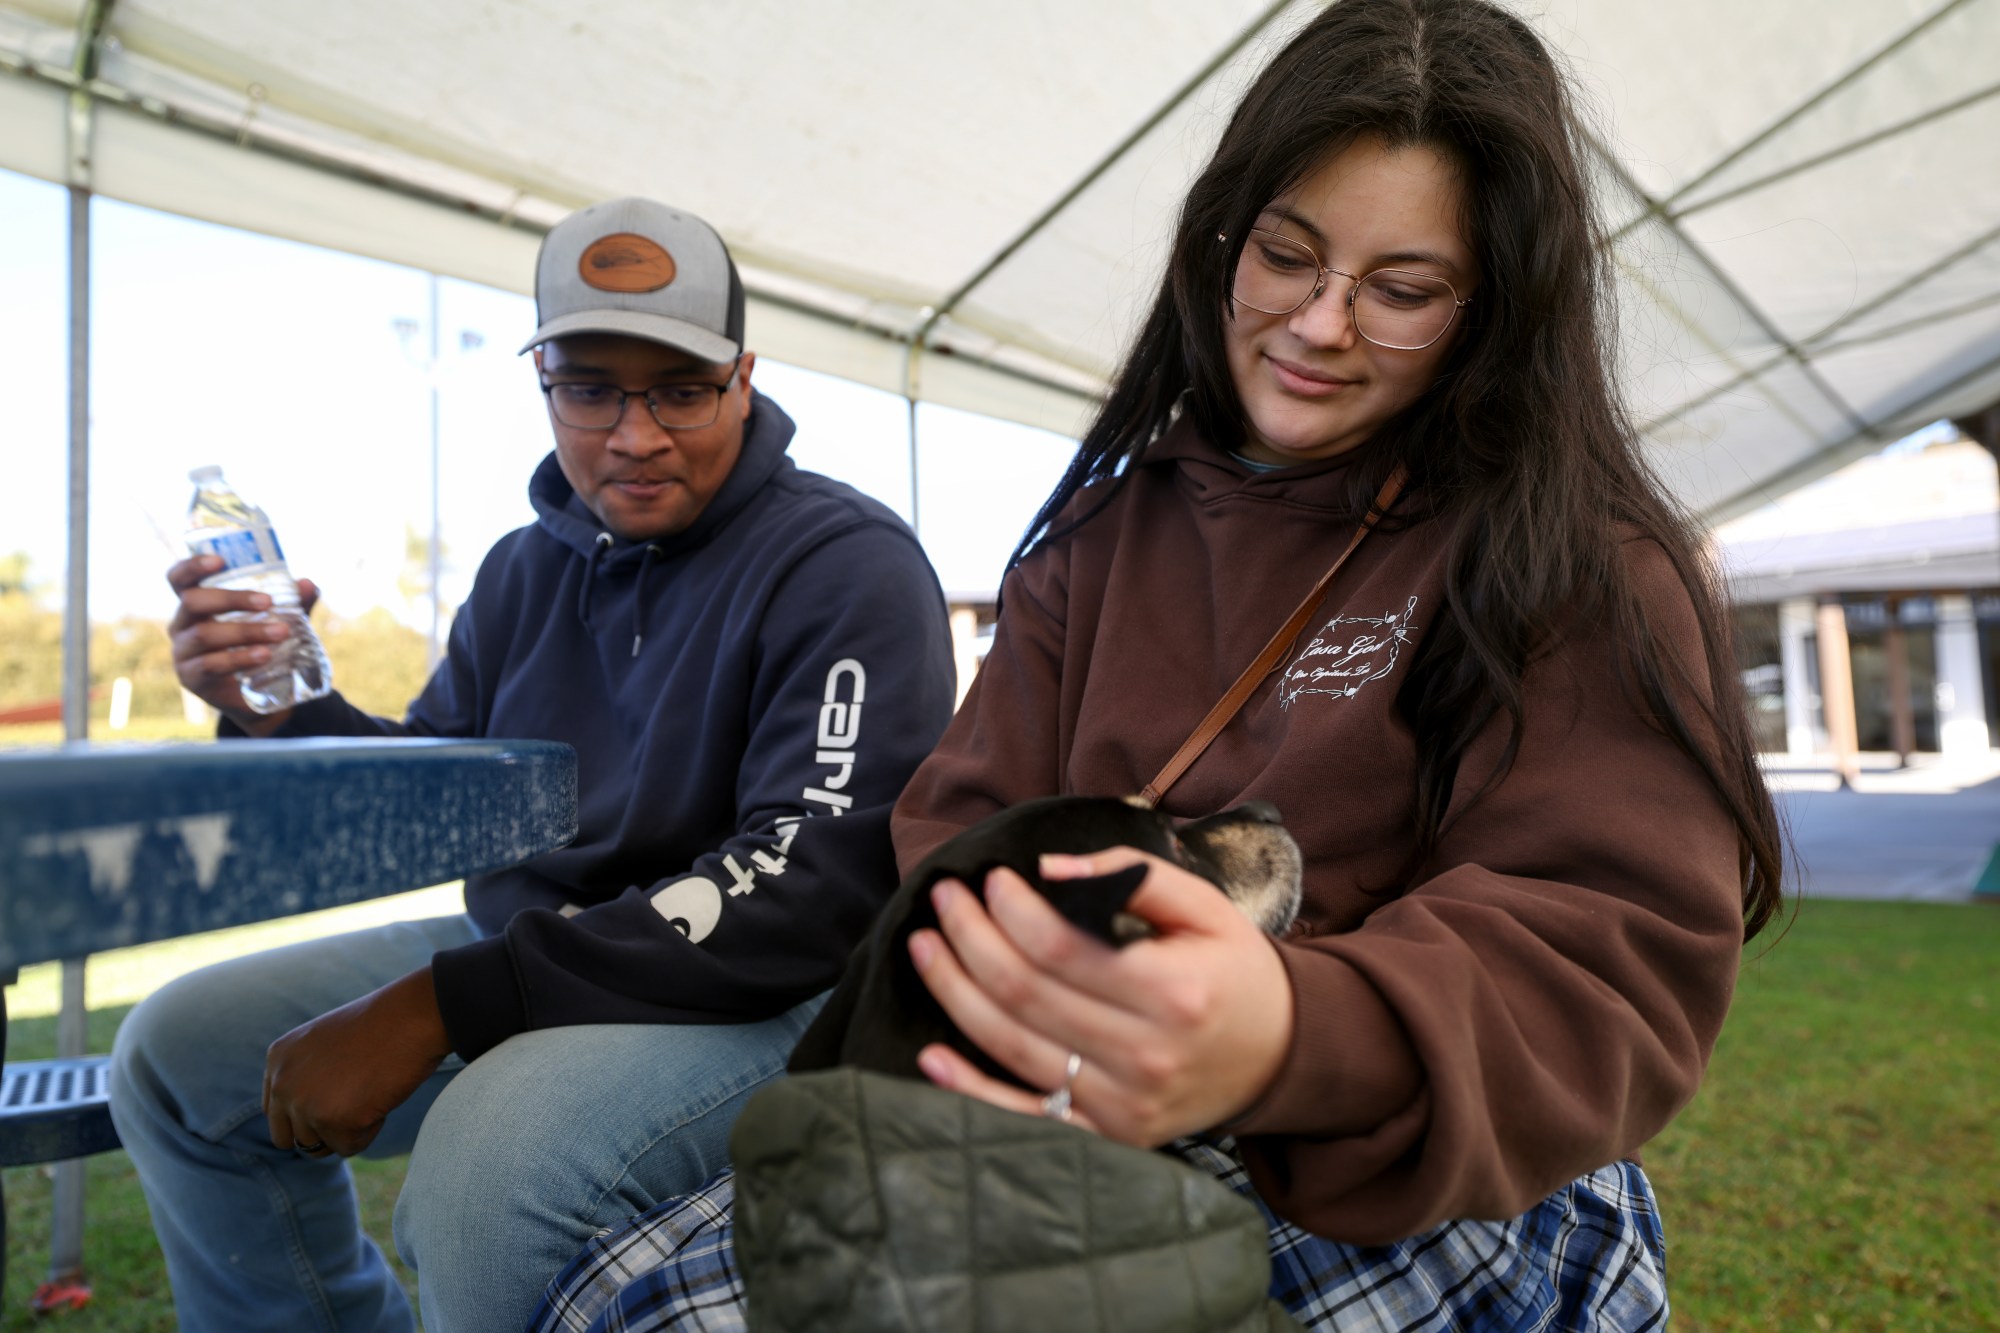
[{"x1": 7, "y1": 0, "x2": 1999, "y2": 512}]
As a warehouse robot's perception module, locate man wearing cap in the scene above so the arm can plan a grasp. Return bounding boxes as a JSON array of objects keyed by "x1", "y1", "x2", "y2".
[{"x1": 114, "y1": 199, "x2": 957, "y2": 1332}]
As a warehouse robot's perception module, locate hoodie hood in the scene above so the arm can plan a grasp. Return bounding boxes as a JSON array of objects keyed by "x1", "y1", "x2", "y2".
[
  {"x1": 529, "y1": 388, "x2": 800, "y2": 655},
  {"x1": 1138, "y1": 413, "x2": 1373, "y2": 515},
  {"x1": 529, "y1": 388, "x2": 799, "y2": 564}
]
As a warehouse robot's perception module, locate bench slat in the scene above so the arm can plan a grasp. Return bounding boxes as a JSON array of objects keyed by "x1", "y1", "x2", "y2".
[{"x1": 0, "y1": 1056, "x2": 119, "y2": 1168}]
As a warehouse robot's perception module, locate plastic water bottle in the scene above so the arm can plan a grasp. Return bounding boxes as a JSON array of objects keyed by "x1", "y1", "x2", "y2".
[{"x1": 184, "y1": 465, "x2": 333, "y2": 715}]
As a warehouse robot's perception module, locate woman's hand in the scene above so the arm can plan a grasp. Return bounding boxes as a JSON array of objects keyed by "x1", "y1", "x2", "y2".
[{"x1": 908, "y1": 847, "x2": 1296, "y2": 1146}]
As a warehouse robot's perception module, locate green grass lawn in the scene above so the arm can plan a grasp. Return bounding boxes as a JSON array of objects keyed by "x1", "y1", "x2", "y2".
[
  {"x1": 1645, "y1": 901, "x2": 1997, "y2": 1332},
  {"x1": 5, "y1": 900, "x2": 1995, "y2": 1330}
]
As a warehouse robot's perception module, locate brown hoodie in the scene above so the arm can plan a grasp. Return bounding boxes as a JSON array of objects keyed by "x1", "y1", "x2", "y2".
[{"x1": 890, "y1": 419, "x2": 1745, "y2": 1243}]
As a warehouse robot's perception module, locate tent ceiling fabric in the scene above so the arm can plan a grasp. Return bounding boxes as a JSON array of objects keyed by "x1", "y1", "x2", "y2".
[{"x1": 3, "y1": 0, "x2": 1996, "y2": 518}]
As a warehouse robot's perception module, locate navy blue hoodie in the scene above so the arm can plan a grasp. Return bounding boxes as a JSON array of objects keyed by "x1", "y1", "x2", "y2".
[{"x1": 243, "y1": 392, "x2": 956, "y2": 1059}]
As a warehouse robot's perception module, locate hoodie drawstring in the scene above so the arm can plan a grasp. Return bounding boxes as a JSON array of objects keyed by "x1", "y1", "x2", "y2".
[
  {"x1": 577, "y1": 531, "x2": 613, "y2": 631},
  {"x1": 631, "y1": 544, "x2": 661, "y2": 657},
  {"x1": 576, "y1": 533, "x2": 662, "y2": 657}
]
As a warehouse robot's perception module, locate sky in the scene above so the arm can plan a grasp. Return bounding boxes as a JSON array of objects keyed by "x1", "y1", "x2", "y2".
[{"x1": 0, "y1": 167, "x2": 1080, "y2": 643}]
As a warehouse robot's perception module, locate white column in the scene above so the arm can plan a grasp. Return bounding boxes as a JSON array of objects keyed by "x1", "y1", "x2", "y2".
[
  {"x1": 1934, "y1": 594, "x2": 1991, "y2": 756},
  {"x1": 1778, "y1": 597, "x2": 1821, "y2": 755}
]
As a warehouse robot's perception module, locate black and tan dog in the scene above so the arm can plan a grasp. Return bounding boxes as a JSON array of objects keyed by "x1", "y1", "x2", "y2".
[{"x1": 788, "y1": 795, "x2": 1303, "y2": 1086}]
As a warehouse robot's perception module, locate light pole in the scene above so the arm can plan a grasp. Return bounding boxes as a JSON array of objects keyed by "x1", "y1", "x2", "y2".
[{"x1": 394, "y1": 275, "x2": 484, "y2": 667}]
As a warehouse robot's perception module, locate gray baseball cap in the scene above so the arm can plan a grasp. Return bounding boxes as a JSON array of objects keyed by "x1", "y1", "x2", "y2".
[{"x1": 519, "y1": 197, "x2": 745, "y2": 362}]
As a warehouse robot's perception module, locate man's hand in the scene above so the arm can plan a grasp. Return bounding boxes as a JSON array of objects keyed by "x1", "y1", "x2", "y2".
[
  {"x1": 263, "y1": 966, "x2": 454, "y2": 1158},
  {"x1": 166, "y1": 554, "x2": 320, "y2": 737}
]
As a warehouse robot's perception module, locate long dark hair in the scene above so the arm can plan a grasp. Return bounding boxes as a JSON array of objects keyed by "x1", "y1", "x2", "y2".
[{"x1": 1008, "y1": 0, "x2": 1785, "y2": 939}]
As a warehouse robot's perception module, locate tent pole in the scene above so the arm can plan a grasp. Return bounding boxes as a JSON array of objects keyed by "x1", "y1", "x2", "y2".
[
  {"x1": 48, "y1": 0, "x2": 115, "y2": 1302},
  {"x1": 904, "y1": 336, "x2": 923, "y2": 537},
  {"x1": 50, "y1": 136, "x2": 93, "y2": 1324},
  {"x1": 428, "y1": 273, "x2": 443, "y2": 667},
  {"x1": 47, "y1": 143, "x2": 94, "y2": 1304},
  {"x1": 61, "y1": 201, "x2": 90, "y2": 742},
  {"x1": 907, "y1": 393, "x2": 920, "y2": 537}
]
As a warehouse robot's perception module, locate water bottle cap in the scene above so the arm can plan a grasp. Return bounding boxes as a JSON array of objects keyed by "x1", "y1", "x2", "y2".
[{"x1": 188, "y1": 465, "x2": 223, "y2": 483}]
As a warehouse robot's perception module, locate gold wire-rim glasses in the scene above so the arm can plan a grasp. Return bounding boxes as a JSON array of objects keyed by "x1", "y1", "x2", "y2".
[{"x1": 1231, "y1": 228, "x2": 1472, "y2": 351}]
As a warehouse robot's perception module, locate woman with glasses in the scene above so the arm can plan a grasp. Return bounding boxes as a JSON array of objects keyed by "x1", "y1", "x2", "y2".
[{"x1": 533, "y1": 1, "x2": 1785, "y2": 1327}]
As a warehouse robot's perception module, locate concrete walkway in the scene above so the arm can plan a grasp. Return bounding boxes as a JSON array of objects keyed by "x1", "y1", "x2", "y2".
[{"x1": 1763, "y1": 752, "x2": 2000, "y2": 902}]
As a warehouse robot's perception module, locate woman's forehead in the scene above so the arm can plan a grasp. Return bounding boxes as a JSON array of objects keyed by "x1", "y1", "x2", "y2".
[{"x1": 1262, "y1": 138, "x2": 1475, "y2": 276}]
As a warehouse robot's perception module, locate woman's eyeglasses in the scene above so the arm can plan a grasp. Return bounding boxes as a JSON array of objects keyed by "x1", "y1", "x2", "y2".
[{"x1": 1230, "y1": 229, "x2": 1470, "y2": 351}]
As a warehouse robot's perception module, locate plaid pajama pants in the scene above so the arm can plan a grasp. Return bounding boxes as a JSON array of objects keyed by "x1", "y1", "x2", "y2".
[{"x1": 526, "y1": 1141, "x2": 1669, "y2": 1333}]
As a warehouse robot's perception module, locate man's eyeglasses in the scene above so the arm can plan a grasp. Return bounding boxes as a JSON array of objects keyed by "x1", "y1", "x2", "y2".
[
  {"x1": 1231, "y1": 228, "x2": 1471, "y2": 351},
  {"x1": 540, "y1": 358, "x2": 741, "y2": 431}
]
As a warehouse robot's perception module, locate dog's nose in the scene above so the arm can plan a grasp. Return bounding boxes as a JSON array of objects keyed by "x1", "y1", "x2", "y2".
[{"x1": 1235, "y1": 800, "x2": 1282, "y2": 825}]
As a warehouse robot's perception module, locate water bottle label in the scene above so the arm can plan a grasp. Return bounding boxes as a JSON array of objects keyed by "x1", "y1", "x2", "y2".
[{"x1": 191, "y1": 524, "x2": 287, "y2": 572}]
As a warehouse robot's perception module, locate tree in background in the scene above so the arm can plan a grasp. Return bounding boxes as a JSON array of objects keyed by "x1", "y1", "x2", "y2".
[
  {"x1": 0, "y1": 551, "x2": 32, "y2": 596},
  {"x1": 0, "y1": 552, "x2": 63, "y2": 708},
  {"x1": 0, "y1": 552, "x2": 432, "y2": 728},
  {"x1": 316, "y1": 604, "x2": 432, "y2": 719},
  {"x1": 396, "y1": 523, "x2": 452, "y2": 646},
  {"x1": 93, "y1": 613, "x2": 185, "y2": 716}
]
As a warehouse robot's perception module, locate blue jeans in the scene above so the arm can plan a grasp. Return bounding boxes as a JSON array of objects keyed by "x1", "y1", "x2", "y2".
[{"x1": 107, "y1": 915, "x2": 823, "y2": 1333}]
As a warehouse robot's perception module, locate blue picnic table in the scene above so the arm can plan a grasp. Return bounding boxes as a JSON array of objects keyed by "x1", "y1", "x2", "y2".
[{"x1": 0, "y1": 736, "x2": 578, "y2": 1310}]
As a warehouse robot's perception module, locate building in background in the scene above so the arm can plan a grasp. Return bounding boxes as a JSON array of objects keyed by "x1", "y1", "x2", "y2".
[{"x1": 1717, "y1": 428, "x2": 2000, "y2": 762}]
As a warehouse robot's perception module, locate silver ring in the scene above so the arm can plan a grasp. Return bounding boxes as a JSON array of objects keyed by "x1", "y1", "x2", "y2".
[
  {"x1": 295, "y1": 1139, "x2": 325, "y2": 1154},
  {"x1": 1039, "y1": 1052, "x2": 1083, "y2": 1122}
]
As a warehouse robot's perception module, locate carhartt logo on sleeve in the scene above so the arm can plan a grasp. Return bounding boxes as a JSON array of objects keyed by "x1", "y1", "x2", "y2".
[
  {"x1": 1280, "y1": 596, "x2": 1420, "y2": 708},
  {"x1": 644, "y1": 660, "x2": 871, "y2": 944},
  {"x1": 650, "y1": 876, "x2": 724, "y2": 942},
  {"x1": 803, "y1": 660, "x2": 865, "y2": 814},
  {"x1": 578, "y1": 233, "x2": 678, "y2": 292}
]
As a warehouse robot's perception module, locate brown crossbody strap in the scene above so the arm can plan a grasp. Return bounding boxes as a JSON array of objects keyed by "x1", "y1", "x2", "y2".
[{"x1": 1136, "y1": 464, "x2": 1409, "y2": 809}]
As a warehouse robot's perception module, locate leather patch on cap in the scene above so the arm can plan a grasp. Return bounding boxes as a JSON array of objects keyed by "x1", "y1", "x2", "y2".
[{"x1": 578, "y1": 233, "x2": 677, "y2": 292}]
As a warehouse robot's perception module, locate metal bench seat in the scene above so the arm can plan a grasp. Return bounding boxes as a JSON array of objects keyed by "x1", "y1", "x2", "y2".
[{"x1": 0, "y1": 1056, "x2": 119, "y2": 1169}]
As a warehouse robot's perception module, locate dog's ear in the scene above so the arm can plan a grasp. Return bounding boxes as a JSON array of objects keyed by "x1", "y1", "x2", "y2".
[{"x1": 1040, "y1": 863, "x2": 1149, "y2": 943}]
